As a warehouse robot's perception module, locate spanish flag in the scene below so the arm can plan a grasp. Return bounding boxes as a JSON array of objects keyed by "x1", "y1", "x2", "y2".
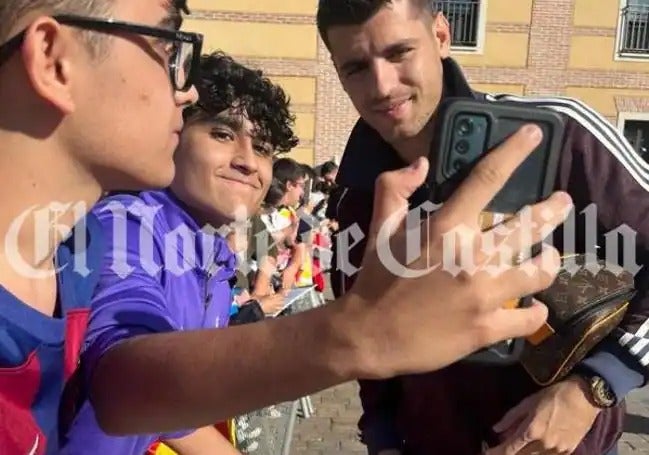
[{"x1": 145, "y1": 420, "x2": 237, "y2": 454}]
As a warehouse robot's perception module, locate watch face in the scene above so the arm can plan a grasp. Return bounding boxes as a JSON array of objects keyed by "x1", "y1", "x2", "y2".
[{"x1": 592, "y1": 377, "x2": 615, "y2": 407}]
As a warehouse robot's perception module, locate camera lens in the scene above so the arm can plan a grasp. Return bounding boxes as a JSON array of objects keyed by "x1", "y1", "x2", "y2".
[
  {"x1": 453, "y1": 158, "x2": 467, "y2": 171},
  {"x1": 457, "y1": 118, "x2": 474, "y2": 136},
  {"x1": 454, "y1": 140, "x2": 470, "y2": 155}
]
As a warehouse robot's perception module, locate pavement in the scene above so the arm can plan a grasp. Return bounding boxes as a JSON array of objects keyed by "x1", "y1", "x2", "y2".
[{"x1": 290, "y1": 381, "x2": 649, "y2": 454}]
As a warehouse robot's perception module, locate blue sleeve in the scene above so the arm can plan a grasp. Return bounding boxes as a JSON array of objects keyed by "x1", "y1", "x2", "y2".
[
  {"x1": 81, "y1": 198, "x2": 191, "y2": 440},
  {"x1": 578, "y1": 340, "x2": 646, "y2": 404}
]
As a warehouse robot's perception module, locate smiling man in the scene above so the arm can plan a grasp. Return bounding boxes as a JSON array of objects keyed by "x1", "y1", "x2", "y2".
[
  {"x1": 317, "y1": 1, "x2": 649, "y2": 454},
  {"x1": 0, "y1": 1, "x2": 200, "y2": 453}
]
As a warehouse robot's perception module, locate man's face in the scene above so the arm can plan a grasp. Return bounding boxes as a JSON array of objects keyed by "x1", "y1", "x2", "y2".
[
  {"x1": 69, "y1": 0, "x2": 197, "y2": 190},
  {"x1": 323, "y1": 169, "x2": 337, "y2": 183},
  {"x1": 327, "y1": 0, "x2": 450, "y2": 145},
  {"x1": 285, "y1": 177, "x2": 305, "y2": 207},
  {"x1": 170, "y1": 111, "x2": 274, "y2": 226}
]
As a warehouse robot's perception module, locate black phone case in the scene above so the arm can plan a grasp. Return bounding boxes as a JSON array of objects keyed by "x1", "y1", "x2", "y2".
[
  {"x1": 429, "y1": 97, "x2": 565, "y2": 211},
  {"x1": 428, "y1": 98, "x2": 565, "y2": 365}
]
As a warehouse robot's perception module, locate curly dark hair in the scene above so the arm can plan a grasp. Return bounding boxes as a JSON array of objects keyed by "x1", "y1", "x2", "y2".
[{"x1": 184, "y1": 51, "x2": 300, "y2": 154}]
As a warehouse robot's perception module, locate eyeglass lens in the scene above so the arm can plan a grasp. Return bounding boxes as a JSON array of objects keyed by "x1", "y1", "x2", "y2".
[{"x1": 172, "y1": 41, "x2": 193, "y2": 90}]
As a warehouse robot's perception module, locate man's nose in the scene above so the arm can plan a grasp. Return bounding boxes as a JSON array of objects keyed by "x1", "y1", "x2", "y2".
[
  {"x1": 232, "y1": 138, "x2": 259, "y2": 174},
  {"x1": 370, "y1": 60, "x2": 399, "y2": 99},
  {"x1": 175, "y1": 85, "x2": 199, "y2": 107}
]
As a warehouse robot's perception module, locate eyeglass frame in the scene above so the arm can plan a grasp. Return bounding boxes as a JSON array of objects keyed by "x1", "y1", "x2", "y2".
[{"x1": 0, "y1": 14, "x2": 204, "y2": 92}]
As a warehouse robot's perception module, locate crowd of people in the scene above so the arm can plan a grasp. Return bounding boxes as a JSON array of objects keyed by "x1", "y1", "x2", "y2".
[
  {"x1": 228, "y1": 156, "x2": 340, "y2": 325},
  {"x1": 0, "y1": 1, "x2": 646, "y2": 455}
]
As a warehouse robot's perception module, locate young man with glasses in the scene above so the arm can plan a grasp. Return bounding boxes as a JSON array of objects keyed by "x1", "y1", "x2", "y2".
[
  {"x1": 0, "y1": 1, "x2": 201, "y2": 453},
  {"x1": 0, "y1": 1, "x2": 574, "y2": 453}
]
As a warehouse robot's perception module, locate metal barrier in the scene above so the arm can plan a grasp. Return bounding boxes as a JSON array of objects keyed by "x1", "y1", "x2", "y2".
[{"x1": 235, "y1": 286, "x2": 325, "y2": 454}]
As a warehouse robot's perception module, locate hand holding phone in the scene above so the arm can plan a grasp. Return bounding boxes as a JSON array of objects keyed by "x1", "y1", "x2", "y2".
[{"x1": 428, "y1": 98, "x2": 565, "y2": 365}]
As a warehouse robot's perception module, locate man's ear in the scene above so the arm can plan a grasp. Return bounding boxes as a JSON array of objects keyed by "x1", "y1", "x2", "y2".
[
  {"x1": 432, "y1": 12, "x2": 451, "y2": 59},
  {"x1": 21, "y1": 17, "x2": 76, "y2": 114}
]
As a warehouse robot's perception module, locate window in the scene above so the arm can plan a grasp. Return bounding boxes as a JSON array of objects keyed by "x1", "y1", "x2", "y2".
[
  {"x1": 618, "y1": 0, "x2": 649, "y2": 56},
  {"x1": 618, "y1": 113, "x2": 649, "y2": 162},
  {"x1": 435, "y1": 0, "x2": 486, "y2": 51}
]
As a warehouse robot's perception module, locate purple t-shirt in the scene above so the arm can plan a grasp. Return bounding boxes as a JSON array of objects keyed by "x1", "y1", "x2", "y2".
[{"x1": 60, "y1": 190, "x2": 237, "y2": 454}]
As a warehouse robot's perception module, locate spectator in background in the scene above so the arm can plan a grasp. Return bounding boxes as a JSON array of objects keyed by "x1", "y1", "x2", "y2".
[
  {"x1": 271, "y1": 158, "x2": 314, "y2": 288},
  {"x1": 273, "y1": 158, "x2": 307, "y2": 210},
  {"x1": 248, "y1": 178, "x2": 305, "y2": 293},
  {"x1": 318, "y1": 160, "x2": 339, "y2": 191}
]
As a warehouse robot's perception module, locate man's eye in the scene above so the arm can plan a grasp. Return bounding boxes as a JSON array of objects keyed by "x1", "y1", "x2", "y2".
[
  {"x1": 210, "y1": 129, "x2": 234, "y2": 141},
  {"x1": 254, "y1": 144, "x2": 273, "y2": 157},
  {"x1": 388, "y1": 47, "x2": 413, "y2": 61},
  {"x1": 345, "y1": 64, "x2": 366, "y2": 77},
  {"x1": 154, "y1": 39, "x2": 175, "y2": 59}
]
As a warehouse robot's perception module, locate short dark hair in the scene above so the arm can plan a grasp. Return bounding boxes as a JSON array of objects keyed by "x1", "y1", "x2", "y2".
[
  {"x1": 273, "y1": 157, "x2": 305, "y2": 186},
  {"x1": 320, "y1": 161, "x2": 338, "y2": 176},
  {"x1": 301, "y1": 164, "x2": 316, "y2": 181},
  {"x1": 263, "y1": 178, "x2": 285, "y2": 207},
  {"x1": 184, "y1": 51, "x2": 299, "y2": 154},
  {"x1": 316, "y1": 0, "x2": 437, "y2": 50}
]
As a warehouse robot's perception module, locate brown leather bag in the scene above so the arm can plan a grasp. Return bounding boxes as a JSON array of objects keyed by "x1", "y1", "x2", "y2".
[{"x1": 519, "y1": 254, "x2": 636, "y2": 386}]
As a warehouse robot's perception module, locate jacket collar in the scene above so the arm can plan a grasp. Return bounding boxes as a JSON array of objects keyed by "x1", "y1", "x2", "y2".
[
  {"x1": 336, "y1": 57, "x2": 480, "y2": 193},
  {"x1": 144, "y1": 190, "x2": 237, "y2": 281}
]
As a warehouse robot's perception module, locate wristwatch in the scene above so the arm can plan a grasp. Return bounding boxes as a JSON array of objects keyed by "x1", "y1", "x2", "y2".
[{"x1": 575, "y1": 371, "x2": 616, "y2": 408}]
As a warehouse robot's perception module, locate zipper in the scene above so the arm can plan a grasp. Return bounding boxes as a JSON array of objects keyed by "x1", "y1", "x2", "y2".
[
  {"x1": 203, "y1": 262, "x2": 217, "y2": 309},
  {"x1": 561, "y1": 287, "x2": 636, "y2": 330}
]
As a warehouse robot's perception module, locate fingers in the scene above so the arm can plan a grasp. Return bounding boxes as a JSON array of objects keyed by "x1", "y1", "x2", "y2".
[
  {"x1": 481, "y1": 191, "x2": 573, "y2": 270},
  {"x1": 478, "y1": 302, "x2": 549, "y2": 348},
  {"x1": 488, "y1": 244, "x2": 562, "y2": 303},
  {"x1": 438, "y1": 124, "x2": 543, "y2": 226},
  {"x1": 367, "y1": 157, "x2": 429, "y2": 251},
  {"x1": 486, "y1": 422, "x2": 536, "y2": 455}
]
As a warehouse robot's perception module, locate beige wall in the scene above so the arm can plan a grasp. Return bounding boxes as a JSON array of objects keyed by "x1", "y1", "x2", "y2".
[{"x1": 184, "y1": 0, "x2": 649, "y2": 165}]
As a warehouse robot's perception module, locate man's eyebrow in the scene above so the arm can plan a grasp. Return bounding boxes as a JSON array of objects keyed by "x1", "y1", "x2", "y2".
[
  {"x1": 157, "y1": 12, "x2": 182, "y2": 30},
  {"x1": 211, "y1": 115, "x2": 245, "y2": 132},
  {"x1": 382, "y1": 38, "x2": 418, "y2": 54},
  {"x1": 210, "y1": 116, "x2": 271, "y2": 144}
]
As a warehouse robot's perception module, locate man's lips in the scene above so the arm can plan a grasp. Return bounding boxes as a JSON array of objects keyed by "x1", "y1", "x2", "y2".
[
  {"x1": 373, "y1": 97, "x2": 413, "y2": 117},
  {"x1": 218, "y1": 175, "x2": 260, "y2": 190}
]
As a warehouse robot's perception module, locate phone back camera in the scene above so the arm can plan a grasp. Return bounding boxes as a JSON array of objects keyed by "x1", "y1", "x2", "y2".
[
  {"x1": 443, "y1": 113, "x2": 489, "y2": 180},
  {"x1": 455, "y1": 139, "x2": 470, "y2": 155},
  {"x1": 453, "y1": 157, "x2": 468, "y2": 170},
  {"x1": 457, "y1": 118, "x2": 474, "y2": 137}
]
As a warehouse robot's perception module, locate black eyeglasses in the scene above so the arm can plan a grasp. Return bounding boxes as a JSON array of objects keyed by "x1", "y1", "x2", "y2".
[{"x1": 0, "y1": 14, "x2": 203, "y2": 92}]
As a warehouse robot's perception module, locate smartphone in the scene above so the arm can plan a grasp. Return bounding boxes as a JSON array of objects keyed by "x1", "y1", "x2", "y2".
[
  {"x1": 430, "y1": 97, "x2": 564, "y2": 211},
  {"x1": 428, "y1": 98, "x2": 565, "y2": 364}
]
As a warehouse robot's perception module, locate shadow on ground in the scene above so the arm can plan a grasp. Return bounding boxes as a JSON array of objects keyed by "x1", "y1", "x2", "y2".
[{"x1": 624, "y1": 413, "x2": 649, "y2": 435}]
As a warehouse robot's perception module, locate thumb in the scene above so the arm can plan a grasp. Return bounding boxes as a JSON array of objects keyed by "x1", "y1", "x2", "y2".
[{"x1": 367, "y1": 157, "x2": 429, "y2": 251}]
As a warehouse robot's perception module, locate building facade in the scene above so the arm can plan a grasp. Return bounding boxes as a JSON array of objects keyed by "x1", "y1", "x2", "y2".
[{"x1": 185, "y1": 0, "x2": 649, "y2": 165}]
